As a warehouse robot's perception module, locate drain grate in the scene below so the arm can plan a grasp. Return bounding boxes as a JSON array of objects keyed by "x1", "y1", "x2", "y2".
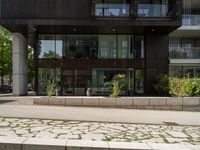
[{"x1": 163, "y1": 121, "x2": 179, "y2": 126}]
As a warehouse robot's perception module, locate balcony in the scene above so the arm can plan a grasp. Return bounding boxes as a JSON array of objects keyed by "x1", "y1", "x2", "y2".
[
  {"x1": 169, "y1": 47, "x2": 200, "y2": 59},
  {"x1": 95, "y1": 3, "x2": 130, "y2": 17},
  {"x1": 182, "y1": 15, "x2": 200, "y2": 26},
  {"x1": 137, "y1": 4, "x2": 169, "y2": 17}
]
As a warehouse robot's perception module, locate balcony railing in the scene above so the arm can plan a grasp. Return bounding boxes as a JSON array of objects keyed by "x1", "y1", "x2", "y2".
[
  {"x1": 137, "y1": 4, "x2": 169, "y2": 17},
  {"x1": 95, "y1": 4, "x2": 130, "y2": 17},
  {"x1": 182, "y1": 15, "x2": 200, "y2": 26},
  {"x1": 169, "y1": 47, "x2": 200, "y2": 59}
]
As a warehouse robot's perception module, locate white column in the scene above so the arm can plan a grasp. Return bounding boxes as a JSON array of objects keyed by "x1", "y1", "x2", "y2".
[{"x1": 12, "y1": 33, "x2": 28, "y2": 96}]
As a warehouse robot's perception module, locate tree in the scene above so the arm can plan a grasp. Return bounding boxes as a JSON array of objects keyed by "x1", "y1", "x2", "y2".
[
  {"x1": 0, "y1": 26, "x2": 12, "y2": 88},
  {"x1": 28, "y1": 47, "x2": 35, "y2": 86}
]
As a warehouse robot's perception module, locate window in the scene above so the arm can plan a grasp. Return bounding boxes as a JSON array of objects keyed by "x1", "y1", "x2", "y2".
[
  {"x1": 38, "y1": 68, "x2": 61, "y2": 95},
  {"x1": 138, "y1": 0, "x2": 171, "y2": 17},
  {"x1": 38, "y1": 35, "x2": 64, "y2": 59},
  {"x1": 66, "y1": 35, "x2": 98, "y2": 59},
  {"x1": 95, "y1": 0, "x2": 131, "y2": 17},
  {"x1": 135, "y1": 69, "x2": 144, "y2": 94},
  {"x1": 134, "y1": 36, "x2": 144, "y2": 58}
]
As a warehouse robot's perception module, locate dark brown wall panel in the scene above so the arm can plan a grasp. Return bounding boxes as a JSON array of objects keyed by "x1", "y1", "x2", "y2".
[{"x1": 145, "y1": 34, "x2": 169, "y2": 95}]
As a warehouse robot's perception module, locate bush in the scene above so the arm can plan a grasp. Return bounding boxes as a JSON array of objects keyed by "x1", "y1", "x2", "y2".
[
  {"x1": 154, "y1": 74, "x2": 169, "y2": 96},
  {"x1": 154, "y1": 75, "x2": 200, "y2": 97}
]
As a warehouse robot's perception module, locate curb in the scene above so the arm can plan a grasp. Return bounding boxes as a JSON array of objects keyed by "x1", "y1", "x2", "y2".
[{"x1": 0, "y1": 136, "x2": 199, "y2": 150}]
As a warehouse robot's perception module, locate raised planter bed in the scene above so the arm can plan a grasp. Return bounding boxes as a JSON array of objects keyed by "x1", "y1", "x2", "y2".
[{"x1": 33, "y1": 96, "x2": 200, "y2": 111}]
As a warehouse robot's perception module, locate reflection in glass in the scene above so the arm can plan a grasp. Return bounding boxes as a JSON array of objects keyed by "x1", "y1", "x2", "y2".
[
  {"x1": 138, "y1": 0, "x2": 170, "y2": 17},
  {"x1": 98, "y1": 35, "x2": 117, "y2": 59},
  {"x1": 67, "y1": 35, "x2": 97, "y2": 59},
  {"x1": 134, "y1": 36, "x2": 144, "y2": 58},
  {"x1": 56, "y1": 35, "x2": 65, "y2": 58},
  {"x1": 38, "y1": 35, "x2": 55, "y2": 58},
  {"x1": 135, "y1": 69, "x2": 144, "y2": 94},
  {"x1": 95, "y1": 0, "x2": 130, "y2": 17},
  {"x1": 92, "y1": 69, "x2": 134, "y2": 96},
  {"x1": 38, "y1": 68, "x2": 61, "y2": 95}
]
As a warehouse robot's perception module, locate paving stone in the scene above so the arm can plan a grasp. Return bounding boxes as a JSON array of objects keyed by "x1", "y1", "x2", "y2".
[
  {"x1": 0, "y1": 136, "x2": 26, "y2": 150},
  {"x1": 67, "y1": 140, "x2": 109, "y2": 149},
  {"x1": 148, "y1": 143, "x2": 192, "y2": 150},
  {"x1": 58, "y1": 134, "x2": 80, "y2": 139},
  {"x1": 167, "y1": 131, "x2": 188, "y2": 138},
  {"x1": 186, "y1": 145, "x2": 200, "y2": 150},
  {"x1": 35, "y1": 132, "x2": 57, "y2": 138},
  {"x1": 81, "y1": 134, "x2": 105, "y2": 140},
  {"x1": 31, "y1": 126, "x2": 51, "y2": 132},
  {"x1": 0, "y1": 122, "x2": 10, "y2": 127},
  {"x1": 108, "y1": 142, "x2": 152, "y2": 149},
  {"x1": 23, "y1": 138, "x2": 66, "y2": 150},
  {"x1": 15, "y1": 129, "x2": 29, "y2": 135}
]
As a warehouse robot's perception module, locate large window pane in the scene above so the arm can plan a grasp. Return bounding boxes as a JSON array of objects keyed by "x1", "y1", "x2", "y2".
[
  {"x1": 38, "y1": 35, "x2": 55, "y2": 58},
  {"x1": 118, "y1": 35, "x2": 130, "y2": 58},
  {"x1": 134, "y1": 36, "x2": 144, "y2": 58},
  {"x1": 92, "y1": 69, "x2": 134, "y2": 96},
  {"x1": 98, "y1": 35, "x2": 117, "y2": 59},
  {"x1": 56, "y1": 35, "x2": 66, "y2": 58},
  {"x1": 38, "y1": 68, "x2": 61, "y2": 95},
  {"x1": 66, "y1": 35, "x2": 97, "y2": 59}
]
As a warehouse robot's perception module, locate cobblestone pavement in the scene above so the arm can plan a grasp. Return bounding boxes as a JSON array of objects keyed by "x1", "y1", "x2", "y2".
[{"x1": 0, "y1": 117, "x2": 200, "y2": 145}]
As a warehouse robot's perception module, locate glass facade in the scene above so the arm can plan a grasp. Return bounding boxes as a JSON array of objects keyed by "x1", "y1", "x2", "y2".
[
  {"x1": 169, "y1": 38, "x2": 200, "y2": 59},
  {"x1": 38, "y1": 35, "x2": 63, "y2": 59},
  {"x1": 38, "y1": 34, "x2": 145, "y2": 96},
  {"x1": 38, "y1": 34, "x2": 144, "y2": 59},
  {"x1": 38, "y1": 68, "x2": 61, "y2": 95},
  {"x1": 138, "y1": 0, "x2": 171, "y2": 17},
  {"x1": 169, "y1": 66, "x2": 200, "y2": 77},
  {"x1": 95, "y1": 0, "x2": 131, "y2": 17}
]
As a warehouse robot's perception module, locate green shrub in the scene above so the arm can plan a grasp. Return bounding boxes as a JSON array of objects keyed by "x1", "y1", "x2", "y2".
[
  {"x1": 111, "y1": 80, "x2": 120, "y2": 97},
  {"x1": 155, "y1": 74, "x2": 200, "y2": 97},
  {"x1": 154, "y1": 74, "x2": 169, "y2": 96},
  {"x1": 47, "y1": 79, "x2": 57, "y2": 97}
]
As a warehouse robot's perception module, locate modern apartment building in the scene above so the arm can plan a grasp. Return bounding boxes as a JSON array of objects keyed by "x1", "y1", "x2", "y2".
[
  {"x1": 169, "y1": 0, "x2": 200, "y2": 77},
  {"x1": 0, "y1": 0, "x2": 182, "y2": 96}
]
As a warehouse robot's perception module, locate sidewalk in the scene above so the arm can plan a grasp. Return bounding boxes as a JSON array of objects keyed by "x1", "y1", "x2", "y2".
[{"x1": 0, "y1": 104, "x2": 200, "y2": 126}]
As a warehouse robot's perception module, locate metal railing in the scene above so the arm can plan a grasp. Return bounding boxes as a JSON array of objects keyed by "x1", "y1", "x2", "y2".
[
  {"x1": 169, "y1": 47, "x2": 200, "y2": 59},
  {"x1": 182, "y1": 15, "x2": 200, "y2": 26},
  {"x1": 137, "y1": 4, "x2": 168, "y2": 17},
  {"x1": 95, "y1": 4, "x2": 130, "y2": 17}
]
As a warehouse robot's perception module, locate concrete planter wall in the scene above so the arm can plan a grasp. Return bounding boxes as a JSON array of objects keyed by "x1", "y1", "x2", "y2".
[{"x1": 33, "y1": 96, "x2": 200, "y2": 111}]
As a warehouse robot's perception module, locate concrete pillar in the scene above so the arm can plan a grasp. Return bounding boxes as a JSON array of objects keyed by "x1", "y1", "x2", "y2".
[{"x1": 12, "y1": 33, "x2": 28, "y2": 96}]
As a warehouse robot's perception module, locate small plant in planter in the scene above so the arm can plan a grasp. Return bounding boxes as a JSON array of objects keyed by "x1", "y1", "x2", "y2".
[
  {"x1": 110, "y1": 80, "x2": 120, "y2": 97},
  {"x1": 47, "y1": 79, "x2": 57, "y2": 97}
]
